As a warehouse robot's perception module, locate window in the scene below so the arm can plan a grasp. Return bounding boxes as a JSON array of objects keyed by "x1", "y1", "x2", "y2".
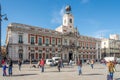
[
  {"x1": 46, "y1": 54, "x2": 49, "y2": 59},
  {"x1": 70, "y1": 19, "x2": 72, "y2": 23},
  {"x1": 39, "y1": 54, "x2": 42, "y2": 59},
  {"x1": 18, "y1": 35, "x2": 23, "y2": 43},
  {"x1": 58, "y1": 39, "x2": 61, "y2": 44},
  {"x1": 46, "y1": 38, "x2": 49, "y2": 46},
  {"x1": 38, "y1": 38, "x2": 42, "y2": 45},
  {"x1": 52, "y1": 38, "x2": 55, "y2": 44},
  {"x1": 31, "y1": 37, "x2": 34, "y2": 44},
  {"x1": 64, "y1": 39, "x2": 67, "y2": 44}
]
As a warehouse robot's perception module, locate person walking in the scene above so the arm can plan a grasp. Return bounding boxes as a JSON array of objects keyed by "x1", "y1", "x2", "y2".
[
  {"x1": 3, "y1": 64, "x2": 7, "y2": 76},
  {"x1": 60, "y1": 59, "x2": 64, "y2": 68},
  {"x1": 18, "y1": 59, "x2": 22, "y2": 71},
  {"x1": 69, "y1": 59, "x2": 73, "y2": 67},
  {"x1": 107, "y1": 61, "x2": 115, "y2": 80},
  {"x1": 1, "y1": 57, "x2": 7, "y2": 76},
  {"x1": 8, "y1": 58, "x2": 13, "y2": 76},
  {"x1": 90, "y1": 59, "x2": 94, "y2": 69},
  {"x1": 39, "y1": 57, "x2": 45, "y2": 72},
  {"x1": 77, "y1": 58, "x2": 82, "y2": 75},
  {"x1": 57, "y1": 60, "x2": 61, "y2": 72}
]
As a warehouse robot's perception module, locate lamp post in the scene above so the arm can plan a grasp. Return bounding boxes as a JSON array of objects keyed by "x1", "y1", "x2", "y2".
[{"x1": 0, "y1": 4, "x2": 8, "y2": 66}]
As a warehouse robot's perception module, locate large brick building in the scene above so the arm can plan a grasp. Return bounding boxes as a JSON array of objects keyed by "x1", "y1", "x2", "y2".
[{"x1": 6, "y1": 5, "x2": 101, "y2": 62}]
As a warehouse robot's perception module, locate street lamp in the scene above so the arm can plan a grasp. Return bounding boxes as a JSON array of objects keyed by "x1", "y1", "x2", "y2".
[{"x1": 0, "y1": 4, "x2": 8, "y2": 66}]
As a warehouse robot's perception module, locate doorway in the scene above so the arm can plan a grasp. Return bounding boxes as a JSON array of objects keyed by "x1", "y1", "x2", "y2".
[{"x1": 69, "y1": 51, "x2": 73, "y2": 61}]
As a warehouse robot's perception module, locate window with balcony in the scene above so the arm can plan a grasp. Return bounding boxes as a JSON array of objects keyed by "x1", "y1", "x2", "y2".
[
  {"x1": 38, "y1": 38, "x2": 42, "y2": 45},
  {"x1": 18, "y1": 35, "x2": 23, "y2": 43},
  {"x1": 31, "y1": 37, "x2": 34, "y2": 44}
]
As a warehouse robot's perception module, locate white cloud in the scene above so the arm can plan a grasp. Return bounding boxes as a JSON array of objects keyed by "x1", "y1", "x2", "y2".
[
  {"x1": 51, "y1": 6, "x2": 65, "y2": 24},
  {"x1": 81, "y1": 0, "x2": 90, "y2": 4}
]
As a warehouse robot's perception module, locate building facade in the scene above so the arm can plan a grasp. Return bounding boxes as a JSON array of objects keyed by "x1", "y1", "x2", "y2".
[
  {"x1": 101, "y1": 35, "x2": 120, "y2": 58},
  {"x1": 6, "y1": 5, "x2": 100, "y2": 62}
]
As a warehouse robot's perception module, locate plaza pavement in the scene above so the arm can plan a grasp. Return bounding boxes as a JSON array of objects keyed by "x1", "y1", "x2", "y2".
[{"x1": 0, "y1": 63, "x2": 120, "y2": 80}]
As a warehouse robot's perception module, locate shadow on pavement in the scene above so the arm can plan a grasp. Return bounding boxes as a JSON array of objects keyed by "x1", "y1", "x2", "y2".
[
  {"x1": 44, "y1": 70, "x2": 76, "y2": 73},
  {"x1": 10, "y1": 73, "x2": 38, "y2": 77},
  {"x1": 82, "y1": 73, "x2": 104, "y2": 76},
  {"x1": 94, "y1": 68, "x2": 105, "y2": 69},
  {"x1": 115, "y1": 78, "x2": 120, "y2": 80}
]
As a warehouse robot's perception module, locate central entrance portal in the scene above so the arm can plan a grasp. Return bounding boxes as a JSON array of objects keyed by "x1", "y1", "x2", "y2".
[{"x1": 69, "y1": 51, "x2": 73, "y2": 61}]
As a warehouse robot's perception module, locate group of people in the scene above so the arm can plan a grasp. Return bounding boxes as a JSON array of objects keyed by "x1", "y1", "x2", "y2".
[
  {"x1": 38, "y1": 58, "x2": 64, "y2": 72},
  {"x1": 1, "y1": 57, "x2": 116, "y2": 80},
  {"x1": 1, "y1": 57, "x2": 13, "y2": 76},
  {"x1": 1, "y1": 57, "x2": 22, "y2": 76}
]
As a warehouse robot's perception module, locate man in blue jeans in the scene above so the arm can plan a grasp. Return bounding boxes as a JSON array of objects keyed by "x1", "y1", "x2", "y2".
[
  {"x1": 8, "y1": 58, "x2": 13, "y2": 76},
  {"x1": 77, "y1": 58, "x2": 82, "y2": 75}
]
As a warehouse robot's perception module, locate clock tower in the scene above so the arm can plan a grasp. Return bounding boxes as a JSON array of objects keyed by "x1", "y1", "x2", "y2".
[
  {"x1": 62, "y1": 5, "x2": 74, "y2": 33},
  {"x1": 55, "y1": 5, "x2": 76, "y2": 34}
]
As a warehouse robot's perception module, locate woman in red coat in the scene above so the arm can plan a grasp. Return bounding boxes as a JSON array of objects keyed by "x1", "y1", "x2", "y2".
[{"x1": 39, "y1": 58, "x2": 45, "y2": 72}]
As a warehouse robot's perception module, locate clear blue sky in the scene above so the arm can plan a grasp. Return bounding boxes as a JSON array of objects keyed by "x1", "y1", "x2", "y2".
[{"x1": 1, "y1": 0, "x2": 120, "y2": 45}]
